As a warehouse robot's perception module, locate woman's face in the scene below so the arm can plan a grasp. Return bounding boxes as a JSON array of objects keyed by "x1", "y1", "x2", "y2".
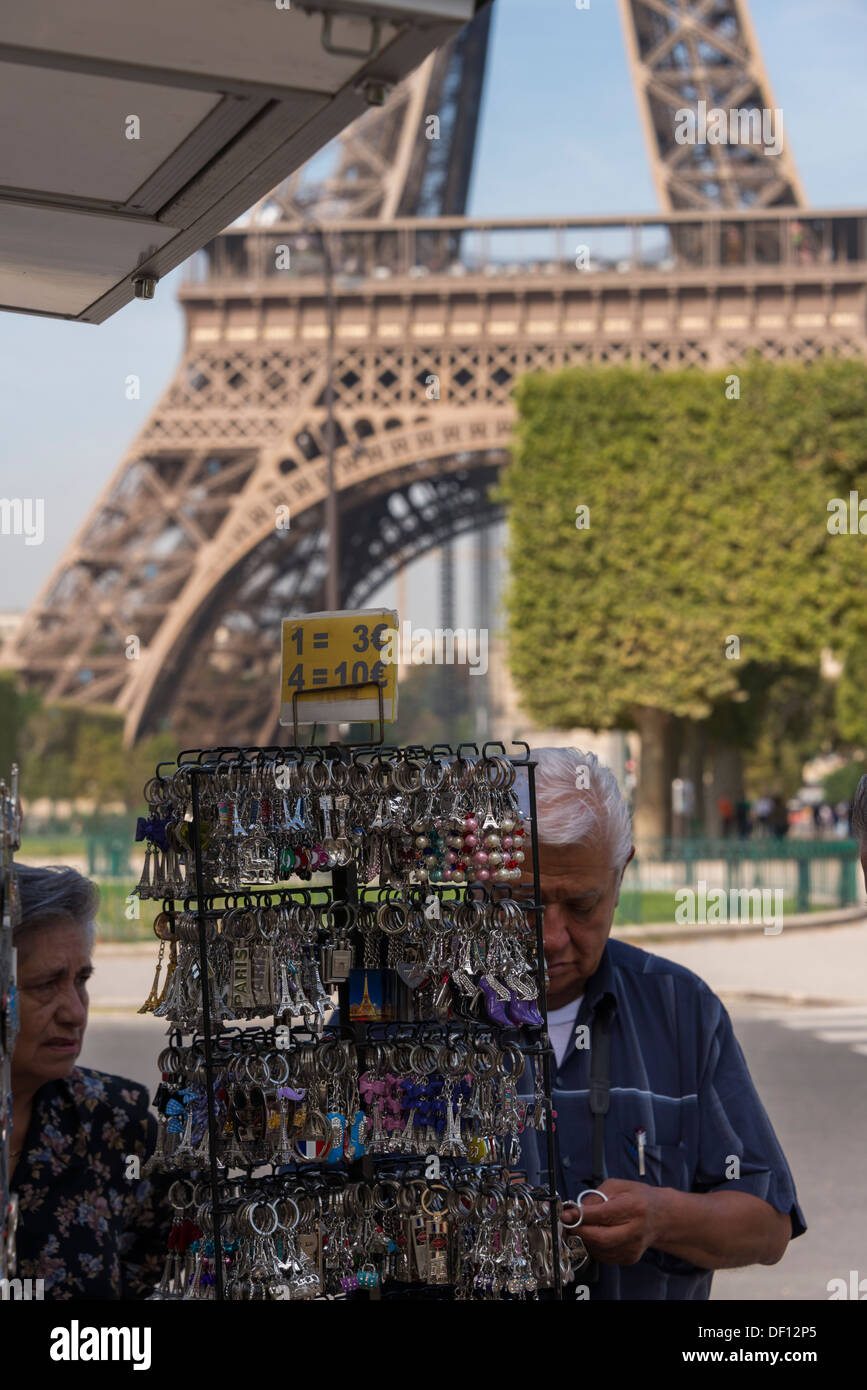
[{"x1": 13, "y1": 920, "x2": 92, "y2": 1094}]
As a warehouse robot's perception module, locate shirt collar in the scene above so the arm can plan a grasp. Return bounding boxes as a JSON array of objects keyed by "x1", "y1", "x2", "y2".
[
  {"x1": 35, "y1": 1070, "x2": 78, "y2": 1112},
  {"x1": 552, "y1": 944, "x2": 616, "y2": 1071},
  {"x1": 581, "y1": 939, "x2": 618, "y2": 1015}
]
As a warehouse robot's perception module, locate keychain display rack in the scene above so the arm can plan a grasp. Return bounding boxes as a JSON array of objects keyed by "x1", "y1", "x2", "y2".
[
  {"x1": 0, "y1": 765, "x2": 21, "y2": 1282},
  {"x1": 135, "y1": 740, "x2": 565, "y2": 1300}
]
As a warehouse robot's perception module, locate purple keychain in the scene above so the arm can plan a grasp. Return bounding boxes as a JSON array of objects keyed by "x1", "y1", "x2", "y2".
[
  {"x1": 507, "y1": 991, "x2": 544, "y2": 1028},
  {"x1": 479, "y1": 976, "x2": 516, "y2": 1028}
]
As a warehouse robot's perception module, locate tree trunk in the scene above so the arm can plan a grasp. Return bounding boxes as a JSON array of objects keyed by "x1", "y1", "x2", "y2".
[
  {"x1": 705, "y1": 741, "x2": 745, "y2": 836},
  {"x1": 682, "y1": 717, "x2": 707, "y2": 834},
  {"x1": 632, "y1": 706, "x2": 675, "y2": 850}
]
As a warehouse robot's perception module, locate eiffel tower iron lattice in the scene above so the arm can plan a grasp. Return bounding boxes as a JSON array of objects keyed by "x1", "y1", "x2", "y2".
[
  {"x1": 618, "y1": 0, "x2": 806, "y2": 211},
  {"x1": 8, "y1": 3, "x2": 867, "y2": 746}
]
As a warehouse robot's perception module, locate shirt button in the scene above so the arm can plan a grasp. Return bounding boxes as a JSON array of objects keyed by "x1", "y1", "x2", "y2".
[
  {"x1": 562, "y1": 1156, "x2": 572, "y2": 1169},
  {"x1": 555, "y1": 1075, "x2": 563, "y2": 1087}
]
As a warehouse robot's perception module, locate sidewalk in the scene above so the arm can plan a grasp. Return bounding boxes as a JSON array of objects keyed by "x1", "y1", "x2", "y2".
[
  {"x1": 620, "y1": 916, "x2": 867, "y2": 1006},
  {"x1": 91, "y1": 942, "x2": 155, "y2": 1011},
  {"x1": 89, "y1": 912, "x2": 867, "y2": 1012}
]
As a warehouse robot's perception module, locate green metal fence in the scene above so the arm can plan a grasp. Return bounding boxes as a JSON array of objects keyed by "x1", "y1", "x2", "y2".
[
  {"x1": 20, "y1": 830, "x2": 864, "y2": 936},
  {"x1": 616, "y1": 838, "x2": 861, "y2": 925},
  {"x1": 86, "y1": 835, "x2": 132, "y2": 878}
]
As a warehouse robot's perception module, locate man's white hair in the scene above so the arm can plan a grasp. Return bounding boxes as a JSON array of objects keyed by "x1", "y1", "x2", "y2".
[{"x1": 531, "y1": 747, "x2": 633, "y2": 870}]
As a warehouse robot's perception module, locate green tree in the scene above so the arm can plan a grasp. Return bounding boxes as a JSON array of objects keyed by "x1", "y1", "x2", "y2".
[
  {"x1": 18, "y1": 700, "x2": 174, "y2": 816},
  {"x1": 346, "y1": 662, "x2": 476, "y2": 749},
  {"x1": 19, "y1": 702, "x2": 80, "y2": 806},
  {"x1": 707, "y1": 662, "x2": 837, "y2": 801},
  {"x1": 122, "y1": 730, "x2": 181, "y2": 809},
  {"x1": 822, "y1": 758, "x2": 865, "y2": 808},
  {"x1": 499, "y1": 360, "x2": 867, "y2": 841},
  {"x1": 0, "y1": 670, "x2": 40, "y2": 776},
  {"x1": 835, "y1": 619, "x2": 867, "y2": 748}
]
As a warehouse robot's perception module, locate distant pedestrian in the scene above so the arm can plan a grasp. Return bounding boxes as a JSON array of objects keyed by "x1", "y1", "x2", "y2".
[
  {"x1": 769, "y1": 795, "x2": 790, "y2": 839},
  {"x1": 755, "y1": 795, "x2": 773, "y2": 835},
  {"x1": 717, "y1": 795, "x2": 735, "y2": 838},
  {"x1": 835, "y1": 799, "x2": 852, "y2": 836},
  {"x1": 817, "y1": 804, "x2": 836, "y2": 836},
  {"x1": 735, "y1": 797, "x2": 752, "y2": 839}
]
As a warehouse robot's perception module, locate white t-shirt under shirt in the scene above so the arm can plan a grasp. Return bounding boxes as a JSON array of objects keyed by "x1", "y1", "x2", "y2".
[{"x1": 548, "y1": 996, "x2": 584, "y2": 1066}]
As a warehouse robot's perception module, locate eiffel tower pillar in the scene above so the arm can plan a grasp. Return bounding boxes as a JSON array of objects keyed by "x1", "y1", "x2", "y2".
[{"x1": 618, "y1": 0, "x2": 806, "y2": 210}]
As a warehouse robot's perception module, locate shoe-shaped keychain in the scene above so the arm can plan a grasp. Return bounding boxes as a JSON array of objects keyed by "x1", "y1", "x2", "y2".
[
  {"x1": 479, "y1": 976, "x2": 514, "y2": 1028},
  {"x1": 506, "y1": 990, "x2": 544, "y2": 1028}
]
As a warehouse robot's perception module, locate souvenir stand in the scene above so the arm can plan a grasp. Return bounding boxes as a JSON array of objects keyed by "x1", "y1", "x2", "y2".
[
  {"x1": 135, "y1": 734, "x2": 566, "y2": 1300},
  {"x1": 0, "y1": 765, "x2": 21, "y2": 1282}
]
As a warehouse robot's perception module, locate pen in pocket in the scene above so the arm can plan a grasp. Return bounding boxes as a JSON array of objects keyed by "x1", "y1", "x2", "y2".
[{"x1": 635, "y1": 1127, "x2": 646, "y2": 1176}]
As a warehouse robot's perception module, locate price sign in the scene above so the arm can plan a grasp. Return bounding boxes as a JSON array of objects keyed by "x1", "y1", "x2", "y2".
[{"x1": 280, "y1": 608, "x2": 398, "y2": 727}]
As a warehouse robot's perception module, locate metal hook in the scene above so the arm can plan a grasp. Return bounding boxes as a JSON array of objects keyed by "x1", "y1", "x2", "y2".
[
  {"x1": 482, "y1": 740, "x2": 507, "y2": 760},
  {"x1": 457, "y1": 742, "x2": 480, "y2": 760}
]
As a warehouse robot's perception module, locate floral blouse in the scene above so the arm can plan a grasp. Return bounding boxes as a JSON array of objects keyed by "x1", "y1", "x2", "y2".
[{"x1": 11, "y1": 1067, "x2": 171, "y2": 1299}]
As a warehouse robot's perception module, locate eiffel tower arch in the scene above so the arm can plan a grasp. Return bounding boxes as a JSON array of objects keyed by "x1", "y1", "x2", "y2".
[
  {"x1": 118, "y1": 360, "x2": 516, "y2": 746},
  {"x1": 12, "y1": 1, "x2": 866, "y2": 746}
]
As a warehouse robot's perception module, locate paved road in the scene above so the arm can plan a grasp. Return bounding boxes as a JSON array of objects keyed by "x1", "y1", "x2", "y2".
[
  {"x1": 644, "y1": 918, "x2": 867, "y2": 1005},
  {"x1": 79, "y1": 1012, "x2": 165, "y2": 1097},
  {"x1": 77, "y1": 997, "x2": 865, "y2": 1303},
  {"x1": 709, "y1": 1003, "x2": 867, "y2": 1301}
]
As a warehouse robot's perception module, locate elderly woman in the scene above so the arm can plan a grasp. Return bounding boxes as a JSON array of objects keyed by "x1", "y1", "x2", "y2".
[{"x1": 10, "y1": 864, "x2": 170, "y2": 1298}]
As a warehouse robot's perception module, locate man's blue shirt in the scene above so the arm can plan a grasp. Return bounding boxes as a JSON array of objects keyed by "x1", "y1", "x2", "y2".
[{"x1": 522, "y1": 936, "x2": 806, "y2": 1299}]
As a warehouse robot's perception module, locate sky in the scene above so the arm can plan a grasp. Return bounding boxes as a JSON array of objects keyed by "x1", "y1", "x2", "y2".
[{"x1": 1, "y1": 0, "x2": 865, "y2": 624}]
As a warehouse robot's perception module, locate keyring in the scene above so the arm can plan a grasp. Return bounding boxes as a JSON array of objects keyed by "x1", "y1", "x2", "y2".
[
  {"x1": 273, "y1": 1195, "x2": 300, "y2": 1231},
  {"x1": 420, "y1": 1183, "x2": 450, "y2": 1217},
  {"x1": 265, "y1": 1051, "x2": 290, "y2": 1085},
  {"x1": 570, "y1": 1186, "x2": 609, "y2": 1227},
  {"x1": 248, "y1": 1200, "x2": 279, "y2": 1237},
  {"x1": 577, "y1": 1188, "x2": 609, "y2": 1205},
  {"x1": 167, "y1": 1178, "x2": 195, "y2": 1211},
  {"x1": 153, "y1": 912, "x2": 176, "y2": 941},
  {"x1": 562, "y1": 1187, "x2": 609, "y2": 1230}
]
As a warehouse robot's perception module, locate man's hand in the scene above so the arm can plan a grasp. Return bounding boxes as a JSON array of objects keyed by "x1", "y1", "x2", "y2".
[
  {"x1": 563, "y1": 1184, "x2": 792, "y2": 1270},
  {"x1": 563, "y1": 1180, "x2": 663, "y2": 1266}
]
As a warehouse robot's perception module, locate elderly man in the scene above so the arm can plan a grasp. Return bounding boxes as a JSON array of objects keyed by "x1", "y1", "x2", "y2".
[{"x1": 521, "y1": 747, "x2": 805, "y2": 1300}]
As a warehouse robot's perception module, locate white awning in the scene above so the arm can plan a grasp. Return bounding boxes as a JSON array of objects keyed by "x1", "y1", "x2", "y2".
[{"x1": 0, "y1": 0, "x2": 481, "y2": 323}]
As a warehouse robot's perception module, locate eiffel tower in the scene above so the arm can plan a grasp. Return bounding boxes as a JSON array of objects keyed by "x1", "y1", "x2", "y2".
[{"x1": 13, "y1": 0, "x2": 864, "y2": 748}]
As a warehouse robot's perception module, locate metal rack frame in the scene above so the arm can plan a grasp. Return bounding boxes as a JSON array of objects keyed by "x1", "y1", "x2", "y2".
[
  {"x1": 142, "y1": 736, "x2": 563, "y2": 1300},
  {"x1": 0, "y1": 765, "x2": 21, "y2": 1283}
]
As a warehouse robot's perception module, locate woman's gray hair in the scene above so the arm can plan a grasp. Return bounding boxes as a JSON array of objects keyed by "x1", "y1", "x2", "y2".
[
  {"x1": 532, "y1": 747, "x2": 633, "y2": 871},
  {"x1": 13, "y1": 863, "x2": 99, "y2": 950},
  {"x1": 853, "y1": 775, "x2": 867, "y2": 845}
]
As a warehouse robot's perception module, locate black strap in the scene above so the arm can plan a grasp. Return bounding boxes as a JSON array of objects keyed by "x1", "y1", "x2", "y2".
[
  {"x1": 589, "y1": 994, "x2": 615, "y2": 1187},
  {"x1": 582, "y1": 993, "x2": 615, "y2": 1290}
]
